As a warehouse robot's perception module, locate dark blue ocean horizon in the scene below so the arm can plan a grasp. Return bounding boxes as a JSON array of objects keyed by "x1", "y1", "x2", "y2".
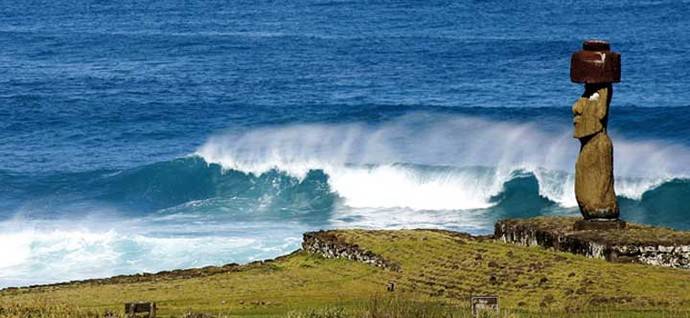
[{"x1": 1, "y1": 0, "x2": 689, "y2": 287}]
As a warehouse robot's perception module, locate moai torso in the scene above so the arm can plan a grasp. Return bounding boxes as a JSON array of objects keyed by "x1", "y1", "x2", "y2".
[{"x1": 572, "y1": 85, "x2": 619, "y2": 219}]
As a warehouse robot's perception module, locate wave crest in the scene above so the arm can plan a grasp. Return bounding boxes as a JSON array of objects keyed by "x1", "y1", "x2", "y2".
[{"x1": 196, "y1": 113, "x2": 688, "y2": 210}]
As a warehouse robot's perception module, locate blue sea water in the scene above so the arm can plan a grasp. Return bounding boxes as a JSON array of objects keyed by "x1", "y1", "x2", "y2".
[{"x1": 1, "y1": 0, "x2": 690, "y2": 287}]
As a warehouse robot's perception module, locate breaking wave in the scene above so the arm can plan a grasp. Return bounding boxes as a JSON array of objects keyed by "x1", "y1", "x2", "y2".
[
  {"x1": 3, "y1": 113, "x2": 690, "y2": 288},
  {"x1": 195, "y1": 113, "x2": 689, "y2": 212},
  {"x1": 5, "y1": 113, "x2": 688, "y2": 219}
]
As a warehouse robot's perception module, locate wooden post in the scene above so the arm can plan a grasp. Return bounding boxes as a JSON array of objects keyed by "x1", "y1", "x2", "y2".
[
  {"x1": 125, "y1": 302, "x2": 156, "y2": 318},
  {"x1": 471, "y1": 296, "x2": 498, "y2": 317},
  {"x1": 386, "y1": 281, "x2": 395, "y2": 292}
]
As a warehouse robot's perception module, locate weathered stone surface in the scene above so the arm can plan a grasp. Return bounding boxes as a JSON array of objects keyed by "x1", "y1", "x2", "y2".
[
  {"x1": 496, "y1": 217, "x2": 690, "y2": 269},
  {"x1": 571, "y1": 39, "x2": 622, "y2": 221},
  {"x1": 572, "y1": 85, "x2": 619, "y2": 219},
  {"x1": 302, "y1": 230, "x2": 400, "y2": 271},
  {"x1": 574, "y1": 218, "x2": 626, "y2": 231},
  {"x1": 570, "y1": 40, "x2": 621, "y2": 84}
]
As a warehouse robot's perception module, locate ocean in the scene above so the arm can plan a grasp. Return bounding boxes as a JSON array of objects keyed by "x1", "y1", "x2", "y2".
[{"x1": 1, "y1": 0, "x2": 689, "y2": 287}]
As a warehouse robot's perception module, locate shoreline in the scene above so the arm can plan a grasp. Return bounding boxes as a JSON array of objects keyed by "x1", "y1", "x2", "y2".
[
  {"x1": 0, "y1": 250, "x2": 302, "y2": 292},
  {"x1": 6, "y1": 216, "x2": 690, "y2": 291},
  {"x1": 3, "y1": 219, "x2": 690, "y2": 316}
]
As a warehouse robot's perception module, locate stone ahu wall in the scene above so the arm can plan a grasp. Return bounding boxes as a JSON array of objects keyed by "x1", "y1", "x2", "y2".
[
  {"x1": 496, "y1": 217, "x2": 690, "y2": 269},
  {"x1": 302, "y1": 231, "x2": 400, "y2": 271}
]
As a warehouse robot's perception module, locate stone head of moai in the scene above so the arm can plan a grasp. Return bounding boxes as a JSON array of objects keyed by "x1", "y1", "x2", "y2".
[
  {"x1": 571, "y1": 40, "x2": 621, "y2": 139},
  {"x1": 570, "y1": 40, "x2": 622, "y2": 225}
]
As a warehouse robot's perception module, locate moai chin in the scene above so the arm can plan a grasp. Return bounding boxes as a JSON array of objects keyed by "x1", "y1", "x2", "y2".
[{"x1": 570, "y1": 40, "x2": 625, "y2": 230}]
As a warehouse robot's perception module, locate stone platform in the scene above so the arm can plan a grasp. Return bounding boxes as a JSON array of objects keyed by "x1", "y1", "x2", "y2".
[{"x1": 495, "y1": 217, "x2": 690, "y2": 269}]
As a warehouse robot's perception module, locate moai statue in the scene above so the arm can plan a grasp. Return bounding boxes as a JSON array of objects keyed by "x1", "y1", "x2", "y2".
[{"x1": 570, "y1": 40, "x2": 625, "y2": 230}]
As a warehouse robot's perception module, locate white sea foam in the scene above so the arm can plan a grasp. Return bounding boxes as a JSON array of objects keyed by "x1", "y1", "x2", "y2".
[
  {"x1": 0, "y1": 224, "x2": 120, "y2": 285},
  {"x1": 4, "y1": 114, "x2": 688, "y2": 287},
  {"x1": 324, "y1": 164, "x2": 507, "y2": 210},
  {"x1": 197, "y1": 113, "x2": 690, "y2": 210},
  {"x1": 0, "y1": 218, "x2": 303, "y2": 288}
]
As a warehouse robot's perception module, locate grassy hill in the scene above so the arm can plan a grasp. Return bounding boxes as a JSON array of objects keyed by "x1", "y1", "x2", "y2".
[{"x1": 2, "y1": 228, "x2": 690, "y2": 317}]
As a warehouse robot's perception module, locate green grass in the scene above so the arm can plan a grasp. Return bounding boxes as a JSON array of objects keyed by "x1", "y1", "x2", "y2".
[{"x1": 2, "y1": 229, "x2": 690, "y2": 317}]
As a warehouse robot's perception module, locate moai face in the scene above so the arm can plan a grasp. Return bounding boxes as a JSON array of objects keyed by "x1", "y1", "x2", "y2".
[
  {"x1": 570, "y1": 40, "x2": 619, "y2": 140},
  {"x1": 572, "y1": 86, "x2": 609, "y2": 139}
]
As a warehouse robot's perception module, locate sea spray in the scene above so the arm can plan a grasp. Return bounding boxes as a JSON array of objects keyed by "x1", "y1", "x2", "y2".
[
  {"x1": 196, "y1": 113, "x2": 688, "y2": 210},
  {"x1": 3, "y1": 114, "x2": 690, "y2": 288}
]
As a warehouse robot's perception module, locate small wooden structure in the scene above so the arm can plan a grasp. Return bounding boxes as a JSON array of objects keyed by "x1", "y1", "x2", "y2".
[
  {"x1": 386, "y1": 281, "x2": 395, "y2": 292},
  {"x1": 125, "y1": 302, "x2": 156, "y2": 318},
  {"x1": 471, "y1": 296, "x2": 498, "y2": 317}
]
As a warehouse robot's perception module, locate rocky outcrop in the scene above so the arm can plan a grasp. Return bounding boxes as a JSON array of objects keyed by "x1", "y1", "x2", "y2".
[
  {"x1": 302, "y1": 230, "x2": 400, "y2": 271},
  {"x1": 496, "y1": 217, "x2": 690, "y2": 269}
]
